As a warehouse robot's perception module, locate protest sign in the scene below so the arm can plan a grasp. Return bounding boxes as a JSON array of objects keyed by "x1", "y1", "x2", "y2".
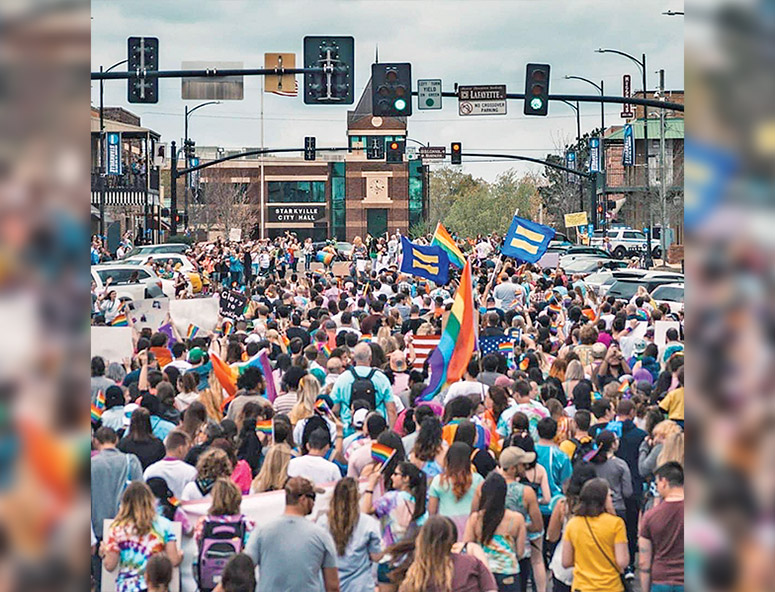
[
  {"x1": 169, "y1": 298, "x2": 219, "y2": 335},
  {"x1": 91, "y1": 326, "x2": 133, "y2": 364},
  {"x1": 127, "y1": 298, "x2": 168, "y2": 330},
  {"x1": 219, "y1": 289, "x2": 248, "y2": 320}
]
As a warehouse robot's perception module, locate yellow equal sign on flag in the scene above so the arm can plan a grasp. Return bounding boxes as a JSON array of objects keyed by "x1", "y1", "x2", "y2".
[{"x1": 411, "y1": 248, "x2": 440, "y2": 273}]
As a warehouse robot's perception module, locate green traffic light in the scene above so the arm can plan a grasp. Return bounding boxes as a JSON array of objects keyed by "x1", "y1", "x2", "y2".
[
  {"x1": 530, "y1": 97, "x2": 544, "y2": 110},
  {"x1": 394, "y1": 98, "x2": 407, "y2": 111}
]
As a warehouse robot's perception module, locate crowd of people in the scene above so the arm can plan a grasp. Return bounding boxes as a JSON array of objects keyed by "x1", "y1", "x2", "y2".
[{"x1": 91, "y1": 229, "x2": 684, "y2": 592}]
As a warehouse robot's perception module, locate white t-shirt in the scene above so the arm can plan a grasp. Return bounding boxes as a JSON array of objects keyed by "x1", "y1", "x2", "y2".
[
  {"x1": 166, "y1": 359, "x2": 192, "y2": 373},
  {"x1": 143, "y1": 458, "x2": 197, "y2": 499},
  {"x1": 287, "y1": 454, "x2": 341, "y2": 485}
]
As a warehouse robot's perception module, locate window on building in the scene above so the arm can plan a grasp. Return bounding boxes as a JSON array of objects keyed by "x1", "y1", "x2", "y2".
[
  {"x1": 349, "y1": 136, "x2": 366, "y2": 150},
  {"x1": 331, "y1": 162, "x2": 346, "y2": 241},
  {"x1": 267, "y1": 181, "x2": 326, "y2": 203}
]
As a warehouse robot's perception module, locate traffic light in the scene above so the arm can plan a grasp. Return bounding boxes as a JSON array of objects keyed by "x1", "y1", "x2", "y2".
[
  {"x1": 372, "y1": 63, "x2": 412, "y2": 117},
  {"x1": 523, "y1": 63, "x2": 550, "y2": 116},
  {"x1": 304, "y1": 136, "x2": 316, "y2": 161},
  {"x1": 127, "y1": 36, "x2": 159, "y2": 104},
  {"x1": 450, "y1": 142, "x2": 462, "y2": 165},
  {"x1": 303, "y1": 36, "x2": 355, "y2": 105},
  {"x1": 386, "y1": 139, "x2": 405, "y2": 163},
  {"x1": 183, "y1": 139, "x2": 196, "y2": 159}
]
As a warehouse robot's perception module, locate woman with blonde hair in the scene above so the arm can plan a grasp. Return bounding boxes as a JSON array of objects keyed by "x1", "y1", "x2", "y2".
[
  {"x1": 182, "y1": 448, "x2": 233, "y2": 501},
  {"x1": 250, "y1": 443, "x2": 292, "y2": 493},
  {"x1": 100, "y1": 482, "x2": 183, "y2": 592},
  {"x1": 289, "y1": 374, "x2": 320, "y2": 426},
  {"x1": 266, "y1": 329, "x2": 288, "y2": 355},
  {"x1": 199, "y1": 373, "x2": 225, "y2": 423},
  {"x1": 563, "y1": 360, "x2": 585, "y2": 404},
  {"x1": 657, "y1": 431, "x2": 684, "y2": 467},
  {"x1": 318, "y1": 477, "x2": 382, "y2": 592},
  {"x1": 399, "y1": 515, "x2": 497, "y2": 592}
]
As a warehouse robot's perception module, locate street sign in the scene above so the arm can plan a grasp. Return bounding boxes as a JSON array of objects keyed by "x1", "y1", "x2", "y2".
[
  {"x1": 564, "y1": 211, "x2": 589, "y2": 228},
  {"x1": 458, "y1": 84, "x2": 507, "y2": 116},
  {"x1": 417, "y1": 79, "x2": 442, "y2": 110},
  {"x1": 621, "y1": 74, "x2": 634, "y2": 118},
  {"x1": 419, "y1": 146, "x2": 446, "y2": 160},
  {"x1": 406, "y1": 146, "x2": 417, "y2": 160},
  {"x1": 264, "y1": 53, "x2": 296, "y2": 94},
  {"x1": 182, "y1": 61, "x2": 244, "y2": 100}
]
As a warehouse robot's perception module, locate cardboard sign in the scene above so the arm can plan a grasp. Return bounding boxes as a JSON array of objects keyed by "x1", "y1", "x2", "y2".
[
  {"x1": 102, "y1": 520, "x2": 181, "y2": 592},
  {"x1": 654, "y1": 320, "x2": 681, "y2": 348},
  {"x1": 219, "y1": 289, "x2": 248, "y2": 320},
  {"x1": 564, "y1": 211, "x2": 589, "y2": 228},
  {"x1": 91, "y1": 326, "x2": 134, "y2": 364},
  {"x1": 127, "y1": 298, "x2": 168, "y2": 330},
  {"x1": 169, "y1": 298, "x2": 219, "y2": 336},
  {"x1": 228, "y1": 227, "x2": 242, "y2": 242}
]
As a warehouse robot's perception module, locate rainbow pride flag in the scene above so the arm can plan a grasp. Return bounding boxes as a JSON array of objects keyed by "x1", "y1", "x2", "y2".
[
  {"x1": 316, "y1": 343, "x2": 332, "y2": 358},
  {"x1": 581, "y1": 306, "x2": 597, "y2": 322},
  {"x1": 316, "y1": 251, "x2": 335, "y2": 266},
  {"x1": 420, "y1": 261, "x2": 476, "y2": 401},
  {"x1": 314, "y1": 398, "x2": 331, "y2": 415},
  {"x1": 91, "y1": 390, "x2": 105, "y2": 423},
  {"x1": 618, "y1": 379, "x2": 631, "y2": 394},
  {"x1": 371, "y1": 442, "x2": 396, "y2": 466},
  {"x1": 186, "y1": 324, "x2": 201, "y2": 339},
  {"x1": 221, "y1": 320, "x2": 234, "y2": 335},
  {"x1": 498, "y1": 341, "x2": 514, "y2": 356},
  {"x1": 255, "y1": 419, "x2": 273, "y2": 436},
  {"x1": 431, "y1": 222, "x2": 466, "y2": 269},
  {"x1": 548, "y1": 301, "x2": 562, "y2": 314},
  {"x1": 212, "y1": 349, "x2": 278, "y2": 402},
  {"x1": 110, "y1": 314, "x2": 129, "y2": 327},
  {"x1": 360, "y1": 334, "x2": 372, "y2": 343}
]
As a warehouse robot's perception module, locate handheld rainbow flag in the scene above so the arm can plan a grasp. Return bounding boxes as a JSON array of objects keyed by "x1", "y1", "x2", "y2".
[
  {"x1": 548, "y1": 300, "x2": 563, "y2": 314},
  {"x1": 431, "y1": 222, "x2": 466, "y2": 269},
  {"x1": 90, "y1": 390, "x2": 105, "y2": 423},
  {"x1": 519, "y1": 355, "x2": 530, "y2": 371},
  {"x1": 186, "y1": 324, "x2": 201, "y2": 339},
  {"x1": 212, "y1": 349, "x2": 278, "y2": 402},
  {"x1": 618, "y1": 380, "x2": 632, "y2": 395},
  {"x1": 497, "y1": 341, "x2": 514, "y2": 356},
  {"x1": 314, "y1": 398, "x2": 332, "y2": 415},
  {"x1": 110, "y1": 313, "x2": 129, "y2": 327},
  {"x1": 360, "y1": 334, "x2": 372, "y2": 343},
  {"x1": 221, "y1": 320, "x2": 234, "y2": 335},
  {"x1": 255, "y1": 419, "x2": 273, "y2": 436},
  {"x1": 581, "y1": 306, "x2": 597, "y2": 322},
  {"x1": 420, "y1": 261, "x2": 476, "y2": 401},
  {"x1": 167, "y1": 496, "x2": 180, "y2": 507},
  {"x1": 316, "y1": 343, "x2": 332, "y2": 358},
  {"x1": 316, "y1": 251, "x2": 335, "y2": 266},
  {"x1": 371, "y1": 442, "x2": 396, "y2": 466}
]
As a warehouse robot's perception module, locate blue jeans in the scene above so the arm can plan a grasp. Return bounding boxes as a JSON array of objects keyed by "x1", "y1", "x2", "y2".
[{"x1": 652, "y1": 585, "x2": 684, "y2": 592}]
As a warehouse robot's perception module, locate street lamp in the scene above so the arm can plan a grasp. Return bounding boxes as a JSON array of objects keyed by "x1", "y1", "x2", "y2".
[
  {"x1": 98, "y1": 58, "x2": 129, "y2": 238},
  {"x1": 560, "y1": 100, "x2": 584, "y2": 212},
  {"x1": 596, "y1": 48, "x2": 653, "y2": 266},
  {"x1": 183, "y1": 101, "x2": 221, "y2": 231}
]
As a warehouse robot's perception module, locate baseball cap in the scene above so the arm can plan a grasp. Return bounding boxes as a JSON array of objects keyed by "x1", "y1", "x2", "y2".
[
  {"x1": 188, "y1": 347, "x2": 205, "y2": 363},
  {"x1": 633, "y1": 339, "x2": 647, "y2": 355},
  {"x1": 352, "y1": 407, "x2": 369, "y2": 429},
  {"x1": 499, "y1": 446, "x2": 536, "y2": 469},
  {"x1": 591, "y1": 343, "x2": 608, "y2": 359},
  {"x1": 284, "y1": 476, "x2": 324, "y2": 498},
  {"x1": 389, "y1": 350, "x2": 407, "y2": 372}
]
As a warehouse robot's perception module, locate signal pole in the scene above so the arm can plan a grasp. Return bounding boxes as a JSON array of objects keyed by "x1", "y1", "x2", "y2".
[{"x1": 658, "y1": 69, "x2": 667, "y2": 263}]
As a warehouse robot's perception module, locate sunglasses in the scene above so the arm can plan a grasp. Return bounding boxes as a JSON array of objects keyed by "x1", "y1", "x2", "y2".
[{"x1": 304, "y1": 492, "x2": 317, "y2": 502}]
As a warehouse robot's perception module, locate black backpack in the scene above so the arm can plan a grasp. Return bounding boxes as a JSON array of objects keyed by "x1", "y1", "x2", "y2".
[
  {"x1": 196, "y1": 518, "x2": 247, "y2": 592},
  {"x1": 570, "y1": 435, "x2": 596, "y2": 466},
  {"x1": 349, "y1": 367, "x2": 377, "y2": 412},
  {"x1": 301, "y1": 413, "x2": 332, "y2": 452}
]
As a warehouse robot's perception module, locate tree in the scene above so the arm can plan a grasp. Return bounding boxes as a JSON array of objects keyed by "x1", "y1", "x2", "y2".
[{"x1": 191, "y1": 166, "x2": 259, "y2": 238}]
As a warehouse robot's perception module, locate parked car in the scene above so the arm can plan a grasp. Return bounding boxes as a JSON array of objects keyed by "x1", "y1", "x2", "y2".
[
  {"x1": 650, "y1": 283, "x2": 684, "y2": 314},
  {"x1": 559, "y1": 247, "x2": 613, "y2": 268},
  {"x1": 122, "y1": 254, "x2": 203, "y2": 293},
  {"x1": 606, "y1": 275, "x2": 683, "y2": 302},
  {"x1": 561, "y1": 257, "x2": 628, "y2": 276},
  {"x1": 311, "y1": 241, "x2": 353, "y2": 260},
  {"x1": 91, "y1": 264, "x2": 166, "y2": 301},
  {"x1": 123, "y1": 242, "x2": 190, "y2": 259},
  {"x1": 590, "y1": 228, "x2": 661, "y2": 260},
  {"x1": 596, "y1": 270, "x2": 683, "y2": 297}
]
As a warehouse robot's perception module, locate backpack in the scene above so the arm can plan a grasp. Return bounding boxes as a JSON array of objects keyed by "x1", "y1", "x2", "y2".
[
  {"x1": 301, "y1": 414, "x2": 331, "y2": 452},
  {"x1": 570, "y1": 436, "x2": 596, "y2": 466},
  {"x1": 196, "y1": 517, "x2": 247, "y2": 592},
  {"x1": 349, "y1": 367, "x2": 377, "y2": 412},
  {"x1": 604, "y1": 420, "x2": 623, "y2": 438}
]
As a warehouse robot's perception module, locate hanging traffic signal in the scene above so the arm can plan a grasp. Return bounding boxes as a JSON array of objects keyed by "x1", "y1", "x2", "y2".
[
  {"x1": 372, "y1": 63, "x2": 412, "y2": 117},
  {"x1": 386, "y1": 139, "x2": 405, "y2": 163},
  {"x1": 450, "y1": 142, "x2": 462, "y2": 165},
  {"x1": 304, "y1": 137, "x2": 316, "y2": 161},
  {"x1": 523, "y1": 63, "x2": 550, "y2": 116},
  {"x1": 127, "y1": 36, "x2": 159, "y2": 103},
  {"x1": 303, "y1": 36, "x2": 355, "y2": 105}
]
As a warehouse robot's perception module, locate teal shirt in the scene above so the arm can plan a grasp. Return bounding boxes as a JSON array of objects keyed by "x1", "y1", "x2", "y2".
[
  {"x1": 331, "y1": 366, "x2": 392, "y2": 436},
  {"x1": 535, "y1": 443, "x2": 572, "y2": 514}
]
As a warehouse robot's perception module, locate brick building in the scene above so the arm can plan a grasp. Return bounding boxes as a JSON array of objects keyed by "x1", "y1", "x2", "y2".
[{"x1": 180, "y1": 78, "x2": 428, "y2": 241}]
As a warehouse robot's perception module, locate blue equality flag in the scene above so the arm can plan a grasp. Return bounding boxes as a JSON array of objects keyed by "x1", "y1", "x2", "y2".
[
  {"x1": 400, "y1": 236, "x2": 450, "y2": 285},
  {"x1": 501, "y1": 215, "x2": 556, "y2": 263}
]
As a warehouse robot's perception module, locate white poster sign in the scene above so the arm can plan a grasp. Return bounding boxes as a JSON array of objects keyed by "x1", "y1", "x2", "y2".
[
  {"x1": 91, "y1": 326, "x2": 134, "y2": 364},
  {"x1": 654, "y1": 320, "x2": 680, "y2": 349},
  {"x1": 128, "y1": 298, "x2": 169, "y2": 331},
  {"x1": 169, "y1": 298, "x2": 219, "y2": 335}
]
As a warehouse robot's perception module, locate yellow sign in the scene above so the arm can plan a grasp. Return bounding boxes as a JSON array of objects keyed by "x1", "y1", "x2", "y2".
[
  {"x1": 263, "y1": 53, "x2": 296, "y2": 93},
  {"x1": 564, "y1": 211, "x2": 589, "y2": 228}
]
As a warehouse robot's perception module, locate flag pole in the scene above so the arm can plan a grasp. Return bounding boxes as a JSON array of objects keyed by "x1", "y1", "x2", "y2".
[{"x1": 481, "y1": 208, "x2": 519, "y2": 306}]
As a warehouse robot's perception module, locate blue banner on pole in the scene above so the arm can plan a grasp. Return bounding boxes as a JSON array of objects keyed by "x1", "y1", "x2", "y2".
[
  {"x1": 189, "y1": 157, "x2": 200, "y2": 188},
  {"x1": 565, "y1": 150, "x2": 577, "y2": 183},
  {"x1": 106, "y1": 132, "x2": 122, "y2": 176},
  {"x1": 622, "y1": 124, "x2": 635, "y2": 167},
  {"x1": 589, "y1": 137, "x2": 600, "y2": 173}
]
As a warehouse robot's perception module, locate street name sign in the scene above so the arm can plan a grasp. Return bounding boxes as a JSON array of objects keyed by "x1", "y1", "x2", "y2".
[
  {"x1": 458, "y1": 84, "x2": 507, "y2": 116},
  {"x1": 417, "y1": 79, "x2": 442, "y2": 110},
  {"x1": 419, "y1": 146, "x2": 446, "y2": 160}
]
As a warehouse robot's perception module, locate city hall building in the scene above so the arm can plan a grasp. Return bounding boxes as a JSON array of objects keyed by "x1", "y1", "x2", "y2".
[{"x1": 190, "y1": 79, "x2": 429, "y2": 242}]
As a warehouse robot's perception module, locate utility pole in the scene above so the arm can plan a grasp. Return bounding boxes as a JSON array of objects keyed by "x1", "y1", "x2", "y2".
[
  {"x1": 170, "y1": 140, "x2": 178, "y2": 236},
  {"x1": 658, "y1": 69, "x2": 667, "y2": 264}
]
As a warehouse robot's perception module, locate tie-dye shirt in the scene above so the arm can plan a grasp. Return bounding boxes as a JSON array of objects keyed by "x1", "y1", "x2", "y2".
[{"x1": 104, "y1": 516, "x2": 176, "y2": 592}]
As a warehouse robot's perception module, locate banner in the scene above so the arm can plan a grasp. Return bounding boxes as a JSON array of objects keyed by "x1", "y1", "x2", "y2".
[
  {"x1": 127, "y1": 298, "x2": 169, "y2": 330},
  {"x1": 589, "y1": 137, "x2": 601, "y2": 173},
  {"x1": 169, "y1": 297, "x2": 219, "y2": 336},
  {"x1": 106, "y1": 132, "x2": 121, "y2": 176},
  {"x1": 219, "y1": 289, "x2": 248, "y2": 320},
  {"x1": 622, "y1": 123, "x2": 635, "y2": 167},
  {"x1": 91, "y1": 326, "x2": 134, "y2": 364},
  {"x1": 565, "y1": 150, "x2": 578, "y2": 184},
  {"x1": 188, "y1": 156, "x2": 200, "y2": 188}
]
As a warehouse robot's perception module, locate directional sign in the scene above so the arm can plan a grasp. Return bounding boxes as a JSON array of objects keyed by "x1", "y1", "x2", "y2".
[
  {"x1": 458, "y1": 85, "x2": 507, "y2": 116},
  {"x1": 419, "y1": 146, "x2": 446, "y2": 160},
  {"x1": 418, "y1": 79, "x2": 442, "y2": 110}
]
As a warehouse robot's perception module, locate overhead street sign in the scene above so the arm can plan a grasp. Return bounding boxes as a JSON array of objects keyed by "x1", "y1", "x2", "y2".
[
  {"x1": 417, "y1": 79, "x2": 442, "y2": 110},
  {"x1": 458, "y1": 84, "x2": 507, "y2": 116},
  {"x1": 419, "y1": 146, "x2": 446, "y2": 160}
]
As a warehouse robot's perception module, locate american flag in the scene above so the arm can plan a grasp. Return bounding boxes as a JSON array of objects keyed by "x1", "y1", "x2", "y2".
[
  {"x1": 268, "y1": 80, "x2": 298, "y2": 97},
  {"x1": 412, "y1": 334, "x2": 442, "y2": 370},
  {"x1": 479, "y1": 335, "x2": 515, "y2": 357}
]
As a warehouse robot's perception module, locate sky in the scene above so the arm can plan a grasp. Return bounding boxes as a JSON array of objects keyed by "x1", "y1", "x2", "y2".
[{"x1": 91, "y1": 0, "x2": 684, "y2": 181}]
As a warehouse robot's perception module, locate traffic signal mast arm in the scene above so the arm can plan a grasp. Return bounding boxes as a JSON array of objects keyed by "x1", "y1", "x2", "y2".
[
  {"x1": 92, "y1": 67, "x2": 326, "y2": 80},
  {"x1": 175, "y1": 146, "x2": 351, "y2": 176},
  {"x1": 460, "y1": 152, "x2": 594, "y2": 178}
]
